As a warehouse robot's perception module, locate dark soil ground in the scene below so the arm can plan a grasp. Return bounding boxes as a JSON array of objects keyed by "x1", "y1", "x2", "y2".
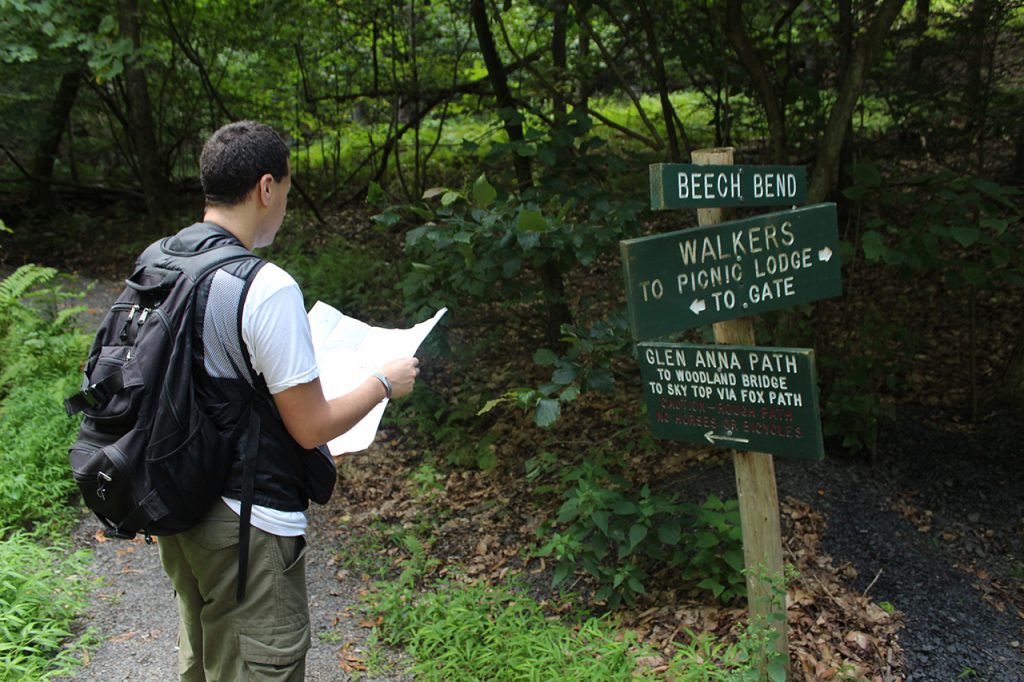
[
  {"x1": 784, "y1": 408, "x2": 1023, "y2": 680},
  {"x1": 597, "y1": 404, "x2": 1024, "y2": 680},
  {"x1": 837, "y1": 407, "x2": 1022, "y2": 680},
  {"x1": 3, "y1": 205, "x2": 1023, "y2": 680}
]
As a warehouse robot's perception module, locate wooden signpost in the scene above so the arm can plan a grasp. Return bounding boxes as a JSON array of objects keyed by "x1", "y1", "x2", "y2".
[{"x1": 623, "y1": 148, "x2": 840, "y2": 680}]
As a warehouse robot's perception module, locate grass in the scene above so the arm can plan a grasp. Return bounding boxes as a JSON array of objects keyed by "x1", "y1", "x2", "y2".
[
  {"x1": 365, "y1": 576, "x2": 652, "y2": 681},
  {"x1": 0, "y1": 531, "x2": 98, "y2": 679},
  {"x1": 360, "y1": 553, "x2": 778, "y2": 681}
]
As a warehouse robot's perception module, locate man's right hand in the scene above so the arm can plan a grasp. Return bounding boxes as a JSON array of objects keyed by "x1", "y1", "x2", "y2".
[{"x1": 377, "y1": 357, "x2": 420, "y2": 399}]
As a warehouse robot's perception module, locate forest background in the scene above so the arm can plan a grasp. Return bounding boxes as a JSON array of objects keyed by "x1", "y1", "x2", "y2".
[{"x1": 0, "y1": 0, "x2": 1022, "y2": 679}]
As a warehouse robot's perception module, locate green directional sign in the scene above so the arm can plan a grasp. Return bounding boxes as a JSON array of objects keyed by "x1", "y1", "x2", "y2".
[
  {"x1": 650, "y1": 163, "x2": 807, "y2": 210},
  {"x1": 637, "y1": 342, "x2": 823, "y2": 460},
  {"x1": 620, "y1": 203, "x2": 841, "y2": 340}
]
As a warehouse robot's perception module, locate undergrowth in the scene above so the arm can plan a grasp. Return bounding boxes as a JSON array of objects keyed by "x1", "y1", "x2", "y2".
[
  {"x1": 0, "y1": 530, "x2": 97, "y2": 679},
  {"x1": 0, "y1": 265, "x2": 89, "y2": 532},
  {"x1": 0, "y1": 265, "x2": 97, "y2": 677}
]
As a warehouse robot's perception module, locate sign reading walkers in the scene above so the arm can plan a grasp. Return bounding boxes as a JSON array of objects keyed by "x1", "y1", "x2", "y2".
[
  {"x1": 620, "y1": 202, "x2": 841, "y2": 340},
  {"x1": 649, "y1": 163, "x2": 807, "y2": 210},
  {"x1": 637, "y1": 342, "x2": 824, "y2": 460}
]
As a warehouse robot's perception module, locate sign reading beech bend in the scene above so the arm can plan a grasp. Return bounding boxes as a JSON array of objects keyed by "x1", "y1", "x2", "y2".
[
  {"x1": 620, "y1": 203, "x2": 841, "y2": 340},
  {"x1": 637, "y1": 342, "x2": 824, "y2": 460},
  {"x1": 650, "y1": 163, "x2": 807, "y2": 209}
]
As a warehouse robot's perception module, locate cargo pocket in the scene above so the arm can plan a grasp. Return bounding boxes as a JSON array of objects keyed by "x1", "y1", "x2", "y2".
[{"x1": 239, "y1": 621, "x2": 310, "y2": 681}]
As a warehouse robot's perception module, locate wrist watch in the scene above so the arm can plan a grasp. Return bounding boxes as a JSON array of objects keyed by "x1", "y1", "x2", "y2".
[{"x1": 372, "y1": 372, "x2": 392, "y2": 400}]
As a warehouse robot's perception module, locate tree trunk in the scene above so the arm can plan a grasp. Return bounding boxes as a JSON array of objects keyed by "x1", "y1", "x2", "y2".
[
  {"x1": 837, "y1": 0, "x2": 856, "y2": 229},
  {"x1": 470, "y1": 0, "x2": 572, "y2": 344},
  {"x1": 808, "y1": 0, "x2": 908, "y2": 203},
  {"x1": 638, "y1": 0, "x2": 684, "y2": 161},
  {"x1": 909, "y1": 0, "x2": 931, "y2": 84},
  {"x1": 552, "y1": 0, "x2": 568, "y2": 124},
  {"x1": 118, "y1": 0, "x2": 168, "y2": 223},
  {"x1": 723, "y1": 0, "x2": 788, "y2": 163},
  {"x1": 469, "y1": 0, "x2": 532, "y2": 191},
  {"x1": 575, "y1": 5, "x2": 592, "y2": 109},
  {"x1": 29, "y1": 69, "x2": 81, "y2": 208}
]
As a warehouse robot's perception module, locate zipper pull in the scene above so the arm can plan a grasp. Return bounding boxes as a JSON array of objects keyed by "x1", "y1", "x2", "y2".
[
  {"x1": 137, "y1": 308, "x2": 150, "y2": 326},
  {"x1": 119, "y1": 305, "x2": 140, "y2": 341}
]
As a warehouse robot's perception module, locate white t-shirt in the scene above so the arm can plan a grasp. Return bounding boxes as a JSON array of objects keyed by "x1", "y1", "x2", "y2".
[{"x1": 222, "y1": 263, "x2": 319, "y2": 537}]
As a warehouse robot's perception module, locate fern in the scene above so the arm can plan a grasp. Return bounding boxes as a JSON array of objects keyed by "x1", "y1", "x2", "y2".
[
  {"x1": 0, "y1": 265, "x2": 57, "y2": 306},
  {"x1": 0, "y1": 265, "x2": 89, "y2": 530}
]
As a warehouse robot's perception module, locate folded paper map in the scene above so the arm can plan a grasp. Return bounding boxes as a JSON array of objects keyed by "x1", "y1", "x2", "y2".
[{"x1": 307, "y1": 302, "x2": 447, "y2": 454}]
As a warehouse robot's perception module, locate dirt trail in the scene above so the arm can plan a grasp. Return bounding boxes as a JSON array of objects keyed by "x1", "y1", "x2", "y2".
[{"x1": 60, "y1": 487, "x2": 408, "y2": 681}]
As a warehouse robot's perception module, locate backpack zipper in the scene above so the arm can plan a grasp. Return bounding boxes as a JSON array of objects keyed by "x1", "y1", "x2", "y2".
[{"x1": 119, "y1": 304, "x2": 141, "y2": 341}]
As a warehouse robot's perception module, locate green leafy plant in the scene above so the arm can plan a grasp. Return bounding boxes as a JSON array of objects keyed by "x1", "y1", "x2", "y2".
[
  {"x1": 388, "y1": 113, "x2": 643, "y2": 322},
  {"x1": 362, "y1": 551, "x2": 771, "y2": 681},
  {"x1": 480, "y1": 316, "x2": 632, "y2": 428},
  {"x1": 393, "y1": 385, "x2": 499, "y2": 471},
  {"x1": 0, "y1": 266, "x2": 90, "y2": 532},
  {"x1": 0, "y1": 266, "x2": 99, "y2": 675},
  {"x1": 663, "y1": 626, "x2": 780, "y2": 681},
  {"x1": 536, "y1": 454, "x2": 746, "y2": 608},
  {"x1": 263, "y1": 232, "x2": 402, "y2": 320},
  {"x1": 853, "y1": 169, "x2": 1022, "y2": 287},
  {"x1": 675, "y1": 495, "x2": 746, "y2": 603},
  {"x1": 336, "y1": 522, "x2": 395, "y2": 580},
  {"x1": 0, "y1": 530, "x2": 97, "y2": 679}
]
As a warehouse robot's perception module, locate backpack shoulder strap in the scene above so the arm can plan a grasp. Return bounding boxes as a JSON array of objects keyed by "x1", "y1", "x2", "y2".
[{"x1": 137, "y1": 222, "x2": 262, "y2": 284}]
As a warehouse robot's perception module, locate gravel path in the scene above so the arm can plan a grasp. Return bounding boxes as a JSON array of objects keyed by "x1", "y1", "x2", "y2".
[{"x1": 59, "y1": 496, "x2": 409, "y2": 681}]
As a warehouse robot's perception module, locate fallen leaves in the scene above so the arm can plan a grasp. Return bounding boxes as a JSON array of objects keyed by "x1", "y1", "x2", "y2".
[
  {"x1": 337, "y1": 642, "x2": 368, "y2": 673},
  {"x1": 334, "y1": 431, "x2": 909, "y2": 682},
  {"x1": 781, "y1": 499, "x2": 905, "y2": 681}
]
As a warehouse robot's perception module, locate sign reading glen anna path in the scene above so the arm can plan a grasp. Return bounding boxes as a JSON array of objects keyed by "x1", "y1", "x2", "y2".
[
  {"x1": 621, "y1": 203, "x2": 841, "y2": 339},
  {"x1": 637, "y1": 342, "x2": 823, "y2": 460},
  {"x1": 650, "y1": 163, "x2": 807, "y2": 209}
]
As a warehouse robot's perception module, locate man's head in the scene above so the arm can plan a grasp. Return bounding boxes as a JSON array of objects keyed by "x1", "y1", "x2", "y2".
[{"x1": 200, "y1": 121, "x2": 289, "y2": 207}]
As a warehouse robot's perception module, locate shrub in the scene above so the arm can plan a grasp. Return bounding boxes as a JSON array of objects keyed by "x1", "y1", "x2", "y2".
[
  {"x1": 0, "y1": 530, "x2": 96, "y2": 679},
  {"x1": 536, "y1": 453, "x2": 745, "y2": 608}
]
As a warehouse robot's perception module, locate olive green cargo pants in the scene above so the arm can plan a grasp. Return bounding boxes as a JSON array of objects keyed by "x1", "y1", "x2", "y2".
[{"x1": 158, "y1": 501, "x2": 310, "y2": 681}]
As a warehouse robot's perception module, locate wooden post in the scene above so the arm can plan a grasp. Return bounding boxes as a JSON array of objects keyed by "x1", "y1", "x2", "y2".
[{"x1": 692, "y1": 147, "x2": 790, "y2": 679}]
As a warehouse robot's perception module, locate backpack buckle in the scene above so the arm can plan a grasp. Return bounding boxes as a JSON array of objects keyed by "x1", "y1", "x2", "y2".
[
  {"x1": 68, "y1": 373, "x2": 124, "y2": 414},
  {"x1": 82, "y1": 383, "x2": 103, "y2": 408}
]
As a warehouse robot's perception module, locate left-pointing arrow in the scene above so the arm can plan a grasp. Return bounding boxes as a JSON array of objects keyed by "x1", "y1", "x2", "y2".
[
  {"x1": 703, "y1": 430, "x2": 751, "y2": 445},
  {"x1": 690, "y1": 299, "x2": 706, "y2": 314}
]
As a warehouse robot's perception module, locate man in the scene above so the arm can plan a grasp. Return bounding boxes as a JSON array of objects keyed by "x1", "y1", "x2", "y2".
[{"x1": 157, "y1": 120, "x2": 419, "y2": 681}]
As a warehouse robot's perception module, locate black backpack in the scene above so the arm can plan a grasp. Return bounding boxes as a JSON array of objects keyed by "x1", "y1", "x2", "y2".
[{"x1": 64, "y1": 225, "x2": 263, "y2": 542}]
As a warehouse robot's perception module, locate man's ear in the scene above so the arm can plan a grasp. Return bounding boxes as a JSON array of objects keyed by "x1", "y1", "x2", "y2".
[{"x1": 258, "y1": 173, "x2": 275, "y2": 207}]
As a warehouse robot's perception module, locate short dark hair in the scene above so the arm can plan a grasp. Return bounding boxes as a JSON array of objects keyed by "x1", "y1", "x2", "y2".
[{"x1": 200, "y1": 121, "x2": 289, "y2": 206}]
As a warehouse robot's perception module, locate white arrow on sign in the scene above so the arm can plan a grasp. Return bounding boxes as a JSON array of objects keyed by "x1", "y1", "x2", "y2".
[
  {"x1": 704, "y1": 430, "x2": 750, "y2": 445},
  {"x1": 690, "y1": 298, "x2": 706, "y2": 314},
  {"x1": 818, "y1": 246, "x2": 833, "y2": 262}
]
